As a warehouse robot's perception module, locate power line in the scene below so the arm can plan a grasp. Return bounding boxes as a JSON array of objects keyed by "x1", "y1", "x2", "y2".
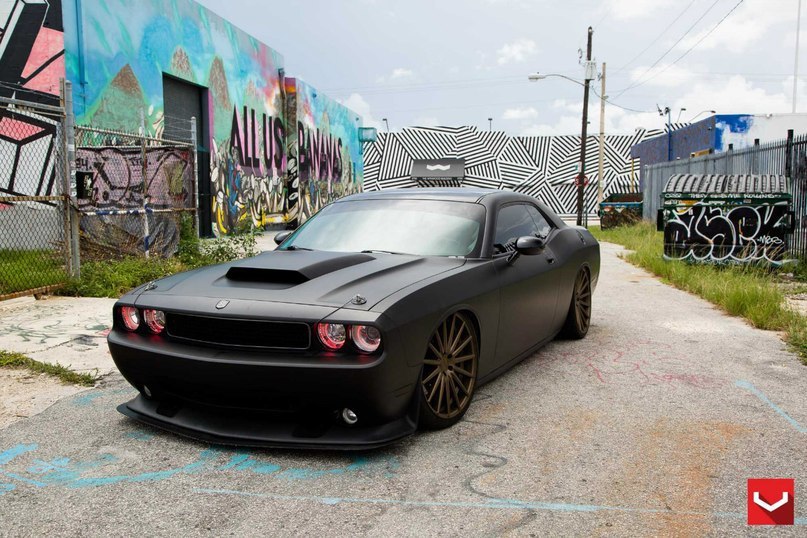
[
  {"x1": 611, "y1": 0, "x2": 722, "y2": 98},
  {"x1": 617, "y1": 0, "x2": 698, "y2": 71},
  {"x1": 617, "y1": 0, "x2": 746, "y2": 94}
]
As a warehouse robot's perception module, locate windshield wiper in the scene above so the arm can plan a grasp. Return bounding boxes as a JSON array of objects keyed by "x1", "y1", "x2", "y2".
[
  {"x1": 284, "y1": 245, "x2": 315, "y2": 251},
  {"x1": 361, "y1": 249, "x2": 406, "y2": 255}
]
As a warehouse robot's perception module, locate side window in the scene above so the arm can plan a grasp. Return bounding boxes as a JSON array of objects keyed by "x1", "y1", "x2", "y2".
[
  {"x1": 494, "y1": 204, "x2": 539, "y2": 252},
  {"x1": 525, "y1": 205, "x2": 553, "y2": 238}
]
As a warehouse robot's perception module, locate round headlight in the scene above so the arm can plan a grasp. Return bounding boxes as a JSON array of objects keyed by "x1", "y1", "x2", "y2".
[
  {"x1": 143, "y1": 309, "x2": 166, "y2": 334},
  {"x1": 351, "y1": 325, "x2": 381, "y2": 353},
  {"x1": 120, "y1": 306, "x2": 140, "y2": 331},
  {"x1": 317, "y1": 323, "x2": 346, "y2": 350}
]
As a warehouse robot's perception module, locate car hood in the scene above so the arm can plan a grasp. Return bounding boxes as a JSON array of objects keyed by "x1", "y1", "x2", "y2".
[{"x1": 133, "y1": 249, "x2": 466, "y2": 311}]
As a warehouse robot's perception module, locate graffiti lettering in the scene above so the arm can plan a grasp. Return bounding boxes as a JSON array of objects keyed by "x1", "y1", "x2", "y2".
[
  {"x1": 230, "y1": 106, "x2": 286, "y2": 178},
  {"x1": 663, "y1": 203, "x2": 791, "y2": 264}
]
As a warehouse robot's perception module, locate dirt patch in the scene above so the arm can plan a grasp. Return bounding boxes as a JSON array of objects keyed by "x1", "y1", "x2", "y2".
[
  {"x1": 621, "y1": 418, "x2": 749, "y2": 537},
  {"x1": 0, "y1": 369, "x2": 85, "y2": 430}
]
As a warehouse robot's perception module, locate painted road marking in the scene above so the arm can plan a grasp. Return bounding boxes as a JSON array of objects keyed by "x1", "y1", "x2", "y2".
[
  {"x1": 735, "y1": 380, "x2": 807, "y2": 433},
  {"x1": 195, "y1": 488, "x2": 807, "y2": 525}
]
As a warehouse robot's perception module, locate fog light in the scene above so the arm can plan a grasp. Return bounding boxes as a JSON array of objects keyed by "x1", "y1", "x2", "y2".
[
  {"x1": 120, "y1": 306, "x2": 140, "y2": 331},
  {"x1": 341, "y1": 408, "x2": 358, "y2": 425}
]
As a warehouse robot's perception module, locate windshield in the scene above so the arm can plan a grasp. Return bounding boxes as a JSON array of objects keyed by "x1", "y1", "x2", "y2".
[{"x1": 282, "y1": 199, "x2": 486, "y2": 257}]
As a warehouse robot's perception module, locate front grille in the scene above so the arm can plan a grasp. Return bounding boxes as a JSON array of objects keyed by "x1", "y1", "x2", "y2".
[{"x1": 165, "y1": 313, "x2": 311, "y2": 350}]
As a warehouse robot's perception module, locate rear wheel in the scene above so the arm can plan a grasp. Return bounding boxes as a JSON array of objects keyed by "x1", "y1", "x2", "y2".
[
  {"x1": 419, "y1": 311, "x2": 479, "y2": 429},
  {"x1": 560, "y1": 267, "x2": 592, "y2": 339}
]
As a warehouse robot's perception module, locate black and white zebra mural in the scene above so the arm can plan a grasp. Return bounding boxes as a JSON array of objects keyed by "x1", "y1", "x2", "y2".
[{"x1": 362, "y1": 125, "x2": 665, "y2": 216}]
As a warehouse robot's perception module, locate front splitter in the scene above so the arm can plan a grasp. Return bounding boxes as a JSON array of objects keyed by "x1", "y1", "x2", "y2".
[{"x1": 118, "y1": 395, "x2": 418, "y2": 451}]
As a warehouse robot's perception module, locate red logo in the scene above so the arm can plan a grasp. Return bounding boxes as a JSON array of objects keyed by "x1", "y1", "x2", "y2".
[{"x1": 747, "y1": 478, "x2": 794, "y2": 525}]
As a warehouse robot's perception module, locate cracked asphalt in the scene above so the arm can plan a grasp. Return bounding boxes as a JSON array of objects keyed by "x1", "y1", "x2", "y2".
[{"x1": 1, "y1": 242, "x2": 806, "y2": 536}]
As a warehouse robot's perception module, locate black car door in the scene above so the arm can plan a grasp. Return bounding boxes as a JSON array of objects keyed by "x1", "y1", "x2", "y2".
[{"x1": 492, "y1": 203, "x2": 561, "y2": 363}]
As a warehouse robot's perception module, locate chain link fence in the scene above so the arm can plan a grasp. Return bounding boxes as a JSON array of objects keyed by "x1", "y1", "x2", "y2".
[
  {"x1": 0, "y1": 94, "x2": 76, "y2": 300},
  {"x1": 643, "y1": 130, "x2": 807, "y2": 258},
  {"x1": 75, "y1": 126, "x2": 197, "y2": 259}
]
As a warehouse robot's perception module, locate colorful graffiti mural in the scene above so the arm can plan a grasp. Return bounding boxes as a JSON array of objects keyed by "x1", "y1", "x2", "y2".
[
  {"x1": 63, "y1": 0, "x2": 287, "y2": 235},
  {"x1": 285, "y1": 78, "x2": 363, "y2": 225},
  {"x1": 0, "y1": 0, "x2": 64, "y2": 197}
]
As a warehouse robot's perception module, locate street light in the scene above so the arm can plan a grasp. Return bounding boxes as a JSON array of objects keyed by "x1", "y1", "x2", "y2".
[
  {"x1": 488, "y1": 117, "x2": 493, "y2": 131},
  {"x1": 527, "y1": 27, "x2": 596, "y2": 227},
  {"x1": 382, "y1": 118, "x2": 390, "y2": 132},
  {"x1": 687, "y1": 109, "x2": 716, "y2": 122}
]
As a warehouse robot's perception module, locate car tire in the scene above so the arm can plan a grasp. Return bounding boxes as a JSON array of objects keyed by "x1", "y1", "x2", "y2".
[
  {"x1": 418, "y1": 311, "x2": 479, "y2": 430},
  {"x1": 560, "y1": 267, "x2": 592, "y2": 340}
]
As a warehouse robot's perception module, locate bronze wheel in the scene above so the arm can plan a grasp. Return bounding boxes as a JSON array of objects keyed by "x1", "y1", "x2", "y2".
[
  {"x1": 561, "y1": 267, "x2": 592, "y2": 339},
  {"x1": 419, "y1": 311, "x2": 478, "y2": 429}
]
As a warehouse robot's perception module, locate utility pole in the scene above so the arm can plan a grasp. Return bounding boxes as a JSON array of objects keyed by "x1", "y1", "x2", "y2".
[
  {"x1": 576, "y1": 26, "x2": 593, "y2": 227},
  {"x1": 794, "y1": 0, "x2": 802, "y2": 113},
  {"x1": 597, "y1": 62, "x2": 606, "y2": 206}
]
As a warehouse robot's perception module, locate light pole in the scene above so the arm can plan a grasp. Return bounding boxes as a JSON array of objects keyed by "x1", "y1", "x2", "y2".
[
  {"x1": 794, "y1": 0, "x2": 802, "y2": 113},
  {"x1": 382, "y1": 118, "x2": 390, "y2": 132},
  {"x1": 687, "y1": 109, "x2": 716, "y2": 122},
  {"x1": 597, "y1": 62, "x2": 606, "y2": 206},
  {"x1": 527, "y1": 26, "x2": 594, "y2": 226},
  {"x1": 488, "y1": 117, "x2": 493, "y2": 131}
]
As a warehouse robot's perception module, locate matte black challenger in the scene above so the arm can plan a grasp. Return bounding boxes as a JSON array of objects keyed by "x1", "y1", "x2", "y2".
[{"x1": 108, "y1": 188, "x2": 600, "y2": 449}]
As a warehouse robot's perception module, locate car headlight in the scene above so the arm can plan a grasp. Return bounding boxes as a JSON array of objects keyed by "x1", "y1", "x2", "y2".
[
  {"x1": 143, "y1": 309, "x2": 166, "y2": 334},
  {"x1": 120, "y1": 306, "x2": 140, "y2": 331},
  {"x1": 351, "y1": 325, "x2": 382, "y2": 353},
  {"x1": 317, "y1": 323, "x2": 347, "y2": 350}
]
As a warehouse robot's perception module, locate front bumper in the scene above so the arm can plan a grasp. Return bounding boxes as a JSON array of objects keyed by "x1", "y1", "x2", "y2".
[{"x1": 108, "y1": 328, "x2": 421, "y2": 450}]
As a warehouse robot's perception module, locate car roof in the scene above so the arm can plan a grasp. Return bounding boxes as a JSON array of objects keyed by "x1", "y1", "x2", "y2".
[{"x1": 339, "y1": 187, "x2": 524, "y2": 204}]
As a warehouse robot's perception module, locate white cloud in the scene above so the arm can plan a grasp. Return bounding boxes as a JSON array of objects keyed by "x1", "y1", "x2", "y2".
[
  {"x1": 339, "y1": 93, "x2": 383, "y2": 130},
  {"x1": 518, "y1": 74, "x2": 807, "y2": 138},
  {"x1": 605, "y1": 0, "x2": 676, "y2": 21},
  {"x1": 626, "y1": 63, "x2": 698, "y2": 88},
  {"x1": 376, "y1": 67, "x2": 415, "y2": 83},
  {"x1": 496, "y1": 38, "x2": 537, "y2": 65},
  {"x1": 678, "y1": 0, "x2": 794, "y2": 54},
  {"x1": 503, "y1": 106, "x2": 539, "y2": 120}
]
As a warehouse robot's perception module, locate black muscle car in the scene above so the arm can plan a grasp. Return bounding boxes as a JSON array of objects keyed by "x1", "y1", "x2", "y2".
[{"x1": 108, "y1": 188, "x2": 600, "y2": 449}]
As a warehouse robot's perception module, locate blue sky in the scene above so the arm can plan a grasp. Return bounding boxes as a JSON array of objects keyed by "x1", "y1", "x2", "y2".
[{"x1": 196, "y1": 0, "x2": 807, "y2": 135}]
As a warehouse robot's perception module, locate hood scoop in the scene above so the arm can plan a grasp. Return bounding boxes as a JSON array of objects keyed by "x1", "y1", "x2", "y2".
[{"x1": 225, "y1": 251, "x2": 374, "y2": 286}]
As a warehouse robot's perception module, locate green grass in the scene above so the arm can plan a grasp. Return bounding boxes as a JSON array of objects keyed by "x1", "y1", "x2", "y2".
[
  {"x1": 0, "y1": 249, "x2": 67, "y2": 295},
  {"x1": 0, "y1": 350, "x2": 98, "y2": 386},
  {"x1": 58, "y1": 256, "x2": 187, "y2": 298},
  {"x1": 58, "y1": 214, "x2": 259, "y2": 298},
  {"x1": 590, "y1": 222, "x2": 807, "y2": 364}
]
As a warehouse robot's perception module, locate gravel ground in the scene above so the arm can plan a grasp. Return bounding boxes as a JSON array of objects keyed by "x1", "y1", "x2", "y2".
[{"x1": 0, "y1": 242, "x2": 805, "y2": 536}]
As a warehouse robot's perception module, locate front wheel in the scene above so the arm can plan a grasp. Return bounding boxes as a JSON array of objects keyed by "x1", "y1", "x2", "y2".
[
  {"x1": 419, "y1": 311, "x2": 479, "y2": 430},
  {"x1": 560, "y1": 267, "x2": 592, "y2": 339}
]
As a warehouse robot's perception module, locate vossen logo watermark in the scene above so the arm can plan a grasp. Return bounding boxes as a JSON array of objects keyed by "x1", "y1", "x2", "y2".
[{"x1": 748, "y1": 478, "x2": 795, "y2": 525}]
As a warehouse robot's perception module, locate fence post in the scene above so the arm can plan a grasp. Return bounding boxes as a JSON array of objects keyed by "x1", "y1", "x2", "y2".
[
  {"x1": 786, "y1": 129, "x2": 794, "y2": 180},
  {"x1": 191, "y1": 116, "x2": 200, "y2": 236},
  {"x1": 140, "y1": 109, "x2": 150, "y2": 258},
  {"x1": 64, "y1": 81, "x2": 80, "y2": 279}
]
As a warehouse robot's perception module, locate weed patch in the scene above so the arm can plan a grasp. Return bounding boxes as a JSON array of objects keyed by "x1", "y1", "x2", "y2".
[{"x1": 0, "y1": 350, "x2": 98, "y2": 386}]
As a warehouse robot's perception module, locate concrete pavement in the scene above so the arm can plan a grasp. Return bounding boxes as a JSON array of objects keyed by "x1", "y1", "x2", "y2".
[{"x1": 0, "y1": 242, "x2": 805, "y2": 536}]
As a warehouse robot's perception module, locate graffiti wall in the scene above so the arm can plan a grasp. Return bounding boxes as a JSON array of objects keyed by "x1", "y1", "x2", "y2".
[
  {"x1": 663, "y1": 203, "x2": 792, "y2": 264},
  {"x1": 363, "y1": 126, "x2": 658, "y2": 216},
  {"x1": 285, "y1": 78, "x2": 362, "y2": 224},
  {"x1": 62, "y1": 0, "x2": 286, "y2": 235},
  {"x1": 0, "y1": 0, "x2": 64, "y2": 197}
]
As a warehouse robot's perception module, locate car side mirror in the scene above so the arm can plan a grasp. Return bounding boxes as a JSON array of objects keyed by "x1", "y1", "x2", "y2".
[
  {"x1": 274, "y1": 230, "x2": 293, "y2": 245},
  {"x1": 515, "y1": 235, "x2": 546, "y2": 255}
]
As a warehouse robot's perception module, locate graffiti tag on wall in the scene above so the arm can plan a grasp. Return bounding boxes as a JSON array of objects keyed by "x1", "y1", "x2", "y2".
[{"x1": 663, "y1": 203, "x2": 792, "y2": 264}]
